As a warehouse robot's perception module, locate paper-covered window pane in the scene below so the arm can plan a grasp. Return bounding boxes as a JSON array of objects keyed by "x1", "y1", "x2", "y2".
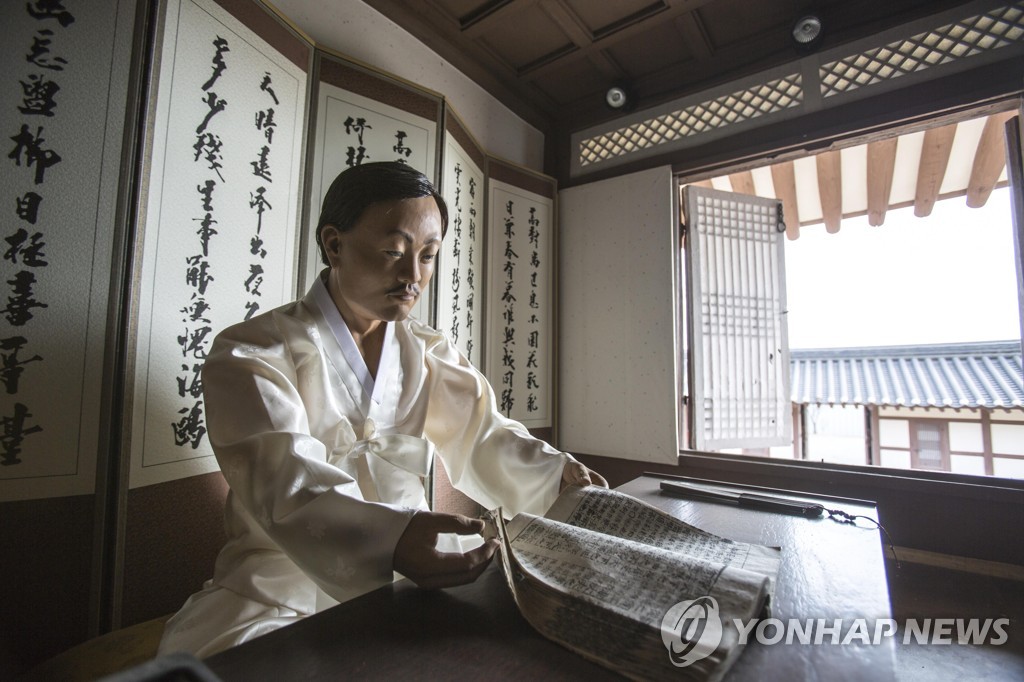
[{"x1": 684, "y1": 186, "x2": 792, "y2": 450}]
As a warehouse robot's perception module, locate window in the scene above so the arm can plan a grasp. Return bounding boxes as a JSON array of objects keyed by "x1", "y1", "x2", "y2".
[
  {"x1": 873, "y1": 408, "x2": 1024, "y2": 477},
  {"x1": 911, "y1": 420, "x2": 947, "y2": 471},
  {"x1": 561, "y1": 6, "x2": 1024, "y2": 482},
  {"x1": 677, "y1": 110, "x2": 1024, "y2": 481},
  {"x1": 681, "y1": 185, "x2": 792, "y2": 451}
]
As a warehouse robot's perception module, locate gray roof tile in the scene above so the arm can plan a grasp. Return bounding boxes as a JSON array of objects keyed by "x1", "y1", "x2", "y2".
[{"x1": 790, "y1": 341, "x2": 1024, "y2": 409}]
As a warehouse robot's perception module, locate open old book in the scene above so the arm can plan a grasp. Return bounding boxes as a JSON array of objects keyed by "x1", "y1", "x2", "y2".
[{"x1": 489, "y1": 485, "x2": 781, "y2": 681}]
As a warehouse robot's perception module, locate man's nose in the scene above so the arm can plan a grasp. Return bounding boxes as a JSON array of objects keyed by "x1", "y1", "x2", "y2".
[{"x1": 398, "y1": 254, "x2": 420, "y2": 283}]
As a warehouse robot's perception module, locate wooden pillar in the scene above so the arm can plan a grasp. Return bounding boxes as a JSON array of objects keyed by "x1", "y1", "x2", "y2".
[{"x1": 981, "y1": 408, "x2": 994, "y2": 477}]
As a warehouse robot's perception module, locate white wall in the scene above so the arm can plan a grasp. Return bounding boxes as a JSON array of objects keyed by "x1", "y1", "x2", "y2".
[{"x1": 267, "y1": 0, "x2": 544, "y2": 170}]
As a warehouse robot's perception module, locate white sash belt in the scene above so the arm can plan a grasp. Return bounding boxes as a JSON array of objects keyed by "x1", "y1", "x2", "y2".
[{"x1": 329, "y1": 418, "x2": 433, "y2": 507}]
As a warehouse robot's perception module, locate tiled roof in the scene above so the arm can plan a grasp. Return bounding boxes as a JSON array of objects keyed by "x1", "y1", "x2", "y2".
[{"x1": 790, "y1": 341, "x2": 1024, "y2": 409}]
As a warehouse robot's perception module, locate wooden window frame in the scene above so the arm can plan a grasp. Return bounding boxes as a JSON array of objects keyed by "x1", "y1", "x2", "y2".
[{"x1": 908, "y1": 418, "x2": 950, "y2": 472}]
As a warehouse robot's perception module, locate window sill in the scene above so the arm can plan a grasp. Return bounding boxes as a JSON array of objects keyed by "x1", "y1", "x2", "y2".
[{"x1": 676, "y1": 450, "x2": 1024, "y2": 503}]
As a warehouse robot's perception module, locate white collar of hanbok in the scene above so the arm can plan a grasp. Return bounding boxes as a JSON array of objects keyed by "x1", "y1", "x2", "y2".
[{"x1": 312, "y1": 273, "x2": 399, "y2": 411}]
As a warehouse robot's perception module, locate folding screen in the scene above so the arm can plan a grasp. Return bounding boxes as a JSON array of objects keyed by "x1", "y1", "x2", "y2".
[
  {"x1": 122, "y1": 0, "x2": 311, "y2": 625},
  {"x1": 433, "y1": 106, "x2": 488, "y2": 515},
  {"x1": 304, "y1": 50, "x2": 442, "y2": 323},
  {"x1": 486, "y1": 160, "x2": 557, "y2": 441},
  {"x1": 0, "y1": 0, "x2": 565, "y2": 664},
  {"x1": 0, "y1": 0, "x2": 140, "y2": 664},
  {"x1": 437, "y1": 107, "x2": 487, "y2": 369},
  {"x1": 0, "y1": 2, "x2": 135, "y2": 500},
  {"x1": 129, "y1": 0, "x2": 309, "y2": 488}
]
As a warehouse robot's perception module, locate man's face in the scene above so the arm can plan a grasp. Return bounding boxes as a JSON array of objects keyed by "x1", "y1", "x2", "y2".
[{"x1": 322, "y1": 196, "x2": 442, "y2": 330}]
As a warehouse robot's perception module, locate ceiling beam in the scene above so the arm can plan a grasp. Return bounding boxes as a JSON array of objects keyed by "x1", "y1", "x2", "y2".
[
  {"x1": 770, "y1": 162, "x2": 800, "y2": 240},
  {"x1": 463, "y1": 0, "x2": 542, "y2": 40},
  {"x1": 560, "y1": 19, "x2": 793, "y2": 131},
  {"x1": 560, "y1": 0, "x2": 982, "y2": 133},
  {"x1": 867, "y1": 137, "x2": 898, "y2": 226},
  {"x1": 966, "y1": 111, "x2": 1016, "y2": 208},
  {"x1": 539, "y1": 0, "x2": 591, "y2": 48},
  {"x1": 362, "y1": 0, "x2": 554, "y2": 131},
  {"x1": 538, "y1": 0, "x2": 633, "y2": 81},
  {"x1": 674, "y1": 12, "x2": 714, "y2": 62},
  {"x1": 516, "y1": 0, "x2": 712, "y2": 83},
  {"x1": 585, "y1": 51, "x2": 628, "y2": 81},
  {"x1": 817, "y1": 151, "x2": 842, "y2": 233},
  {"x1": 914, "y1": 122, "x2": 957, "y2": 218},
  {"x1": 728, "y1": 171, "x2": 755, "y2": 195}
]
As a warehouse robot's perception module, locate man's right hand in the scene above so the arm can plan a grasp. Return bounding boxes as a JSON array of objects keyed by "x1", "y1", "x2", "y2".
[{"x1": 393, "y1": 511, "x2": 499, "y2": 589}]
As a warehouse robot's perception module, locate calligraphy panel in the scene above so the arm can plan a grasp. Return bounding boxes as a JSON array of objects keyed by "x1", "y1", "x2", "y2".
[
  {"x1": 485, "y1": 163, "x2": 556, "y2": 430},
  {"x1": 0, "y1": 0, "x2": 136, "y2": 501},
  {"x1": 437, "y1": 109, "x2": 487, "y2": 369},
  {"x1": 129, "y1": 0, "x2": 308, "y2": 488},
  {"x1": 304, "y1": 53, "x2": 441, "y2": 324}
]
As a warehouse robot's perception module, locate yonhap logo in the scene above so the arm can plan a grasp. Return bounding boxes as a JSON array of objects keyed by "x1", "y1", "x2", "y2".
[
  {"x1": 661, "y1": 596, "x2": 723, "y2": 667},
  {"x1": 658, "y1": 597, "x2": 1011, "y2": 667}
]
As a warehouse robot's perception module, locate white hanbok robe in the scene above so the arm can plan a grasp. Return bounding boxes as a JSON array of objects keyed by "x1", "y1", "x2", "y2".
[{"x1": 158, "y1": 275, "x2": 569, "y2": 658}]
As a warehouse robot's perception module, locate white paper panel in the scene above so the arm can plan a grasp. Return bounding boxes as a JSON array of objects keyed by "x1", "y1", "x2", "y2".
[
  {"x1": 558, "y1": 166, "x2": 680, "y2": 463},
  {"x1": 0, "y1": 0, "x2": 135, "y2": 501},
  {"x1": 685, "y1": 186, "x2": 792, "y2": 451},
  {"x1": 130, "y1": 0, "x2": 307, "y2": 488},
  {"x1": 437, "y1": 132, "x2": 485, "y2": 368},
  {"x1": 304, "y1": 80, "x2": 438, "y2": 323},
  {"x1": 486, "y1": 180, "x2": 553, "y2": 428}
]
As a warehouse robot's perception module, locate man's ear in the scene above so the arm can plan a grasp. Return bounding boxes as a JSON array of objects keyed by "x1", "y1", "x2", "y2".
[{"x1": 321, "y1": 225, "x2": 342, "y2": 264}]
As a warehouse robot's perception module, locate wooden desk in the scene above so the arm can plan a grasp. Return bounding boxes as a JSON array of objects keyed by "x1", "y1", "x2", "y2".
[
  {"x1": 206, "y1": 474, "x2": 896, "y2": 680},
  {"x1": 617, "y1": 475, "x2": 896, "y2": 680}
]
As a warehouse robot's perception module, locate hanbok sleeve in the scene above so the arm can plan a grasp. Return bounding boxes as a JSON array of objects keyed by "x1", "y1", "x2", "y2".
[
  {"x1": 420, "y1": 329, "x2": 569, "y2": 518},
  {"x1": 203, "y1": 314, "x2": 415, "y2": 602}
]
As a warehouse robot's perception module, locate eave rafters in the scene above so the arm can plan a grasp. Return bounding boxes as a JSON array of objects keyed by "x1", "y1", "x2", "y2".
[
  {"x1": 914, "y1": 123, "x2": 956, "y2": 218},
  {"x1": 697, "y1": 111, "x2": 1017, "y2": 239}
]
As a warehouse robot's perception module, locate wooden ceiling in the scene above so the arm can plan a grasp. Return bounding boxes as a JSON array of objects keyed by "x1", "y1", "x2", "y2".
[
  {"x1": 363, "y1": 0, "x2": 973, "y2": 134},
  {"x1": 693, "y1": 109, "x2": 1014, "y2": 237},
  {"x1": 361, "y1": 0, "x2": 1017, "y2": 233}
]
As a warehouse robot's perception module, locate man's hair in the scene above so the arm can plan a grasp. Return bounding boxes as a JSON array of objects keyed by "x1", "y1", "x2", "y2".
[{"x1": 315, "y1": 161, "x2": 449, "y2": 265}]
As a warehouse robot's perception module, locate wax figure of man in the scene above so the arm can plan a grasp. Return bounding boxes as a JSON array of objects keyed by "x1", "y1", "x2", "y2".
[{"x1": 158, "y1": 162, "x2": 606, "y2": 658}]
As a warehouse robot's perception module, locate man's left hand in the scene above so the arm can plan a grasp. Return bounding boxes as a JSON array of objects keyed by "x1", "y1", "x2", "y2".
[{"x1": 560, "y1": 460, "x2": 608, "y2": 491}]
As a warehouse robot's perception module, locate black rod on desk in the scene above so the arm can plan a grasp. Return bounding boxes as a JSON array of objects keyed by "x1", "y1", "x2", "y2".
[{"x1": 659, "y1": 480, "x2": 824, "y2": 517}]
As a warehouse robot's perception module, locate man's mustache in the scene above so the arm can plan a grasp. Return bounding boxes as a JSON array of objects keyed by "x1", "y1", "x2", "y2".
[{"x1": 387, "y1": 284, "x2": 420, "y2": 296}]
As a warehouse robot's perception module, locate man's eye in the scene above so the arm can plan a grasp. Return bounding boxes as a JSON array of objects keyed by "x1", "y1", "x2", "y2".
[
  {"x1": 421, "y1": 253, "x2": 436, "y2": 262},
  {"x1": 385, "y1": 250, "x2": 403, "y2": 258}
]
